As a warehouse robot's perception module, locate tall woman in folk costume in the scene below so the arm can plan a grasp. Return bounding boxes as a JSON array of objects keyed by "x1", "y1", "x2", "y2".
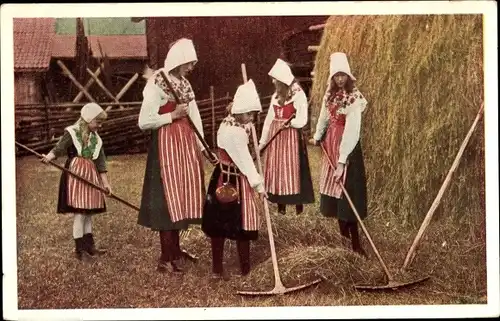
[
  {"x1": 259, "y1": 58, "x2": 315, "y2": 215},
  {"x1": 202, "y1": 80, "x2": 267, "y2": 279},
  {"x1": 137, "y1": 38, "x2": 216, "y2": 273},
  {"x1": 310, "y1": 52, "x2": 369, "y2": 256},
  {"x1": 42, "y1": 103, "x2": 111, "y2": 261}
]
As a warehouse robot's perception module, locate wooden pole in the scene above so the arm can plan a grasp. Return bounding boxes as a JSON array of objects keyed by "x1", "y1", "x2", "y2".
[
  {"x1": 401, "y1": 103, "x2": 485, "y2": 271},
  {"x1": 115, "y1": 73, "x2": 139, "y2": 101},
  {"x1": 73, "y1": 65, "x2": 103, "y2": 103},
  {"x1": 85, "y1": 68, "x2": 124, "y2": 110},
  {"x1": 57, "y1": 60, "x2": 96, "y2": 103},
  {"x1": 15, "y1": 141, "x2": 140, "y2": 211},
  {"x1": 210, "y1": 85, "x2": 216, "y2": 148},
  {"x1": 241, "y1": 63, "x2": 248, "y2": 83},
  {"x1": 308, "y1": 23, "x2": 326, "y2": 31}
]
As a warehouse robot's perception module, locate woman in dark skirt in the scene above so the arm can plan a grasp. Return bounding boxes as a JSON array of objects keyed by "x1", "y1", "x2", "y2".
[
  {"x1": 202, "y1": 79, "x2": 267, "y2": 280},
  {"x1": 137, "y1": 38, "x2": 217, "y2": 274},
  {"x1": 259, "y1": 58, "x2": 315, "y2": 215},
  {"x1": 310, "y1": 52, "x2": 369, "y2": 257},
  {"x1": 42, "y1": 103, "x2": 111, "y2": 262}
]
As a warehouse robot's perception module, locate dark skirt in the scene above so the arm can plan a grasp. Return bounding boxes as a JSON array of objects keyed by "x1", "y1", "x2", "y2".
[
  {"x1": 320, "y1": 141, "x2": 368, "y2": 223},
  {"x1": 202, "y1": 165, "x2": 259, "y2": 241},
  {"x1": 137, "y1": 129, "x2": 201, "y2": 231},
  {"x1": 267, "y1": 130, "x2": 315, "y2": 205},
  {"x1": 57, "y1": 146, "x2": 106, "y2": 215}
]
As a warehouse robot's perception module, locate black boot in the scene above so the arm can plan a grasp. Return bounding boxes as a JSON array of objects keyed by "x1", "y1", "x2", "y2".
[
  {"x1": 237, "y1": 240, "x2": 251, "y2": 276},
  {"x1": 157, "y1": 231, "x2": 184, "y2": 273},
  {"x1": 349, "y1": 222, "x2": 367, "y2": 257},
  {"x1": 278, "y1": 204, "x2": 286, "y2": 215},
  {"x1": 338, "y1": 220, "x2": 350, "y2": 249},
  {"x1": 83, "y1": 233, "x2": 107, "y2": 256},
  {"x1": 295, "y1": 204, "x2": 304, "y2": 215},
  {"x1": 74, "y1": 238, "x2": 92, "y2": 261},
  {"x1": 211, "y1": 237, "x2": 229, "y2": 280}
]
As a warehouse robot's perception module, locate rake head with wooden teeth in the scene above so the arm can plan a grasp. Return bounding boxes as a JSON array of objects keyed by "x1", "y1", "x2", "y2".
[
  {"x1": 237, "y1": 123, "x2": 322, "y2": 296},
  {"x1": 320, "y1": 143, "x2": 430, "y2": 291}
]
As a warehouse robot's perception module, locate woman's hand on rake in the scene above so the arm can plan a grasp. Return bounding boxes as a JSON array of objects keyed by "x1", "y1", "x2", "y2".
[
  {"x1": 103, "y1": 183, "x2": 112, "y2": 196},
  {"x1": 203, "y1": 150, "x2": 219, "y2": 165},
  {"x1": 334, "y1": 163, "x2": 345, "y2": 181},
  {"x1": 40, "y1": 152, "x2": 55, "y2": 164},
  {"x1": 308, "y1": 138, "x2": 319, "y2": 146}
]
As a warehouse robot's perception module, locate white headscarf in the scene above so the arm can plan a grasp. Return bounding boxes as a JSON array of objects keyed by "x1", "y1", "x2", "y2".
[
  {"x1": 163, "y1": 38, "x2": 198, "y2": 73},
  {"x1": 328, "y1": 52, "x2": 356, "y2": 82},
  {"x1": 231, "y1": 80, "x2": 262, "y2": 115},
  {"x1": 268, "y1": 58, "x2": 294, "y2": 86},
  {"x1": 81, "y1": 103, "x2": 104, "y2": 123}
]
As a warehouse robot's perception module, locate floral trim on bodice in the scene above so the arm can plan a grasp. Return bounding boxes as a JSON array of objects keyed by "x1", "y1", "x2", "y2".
[
  {"x1": 327, "y1": 87, "x2": 365, "y2": 120},
  {"x1": 154, "y1": 72, "x2": 195, "y2": 104}
]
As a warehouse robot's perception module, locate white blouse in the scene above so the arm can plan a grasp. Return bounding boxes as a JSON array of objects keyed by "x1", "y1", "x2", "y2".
[
  {"x1": 218, "y1": 122, "x2": 264, "y2": 192},
  {"x1": 259, "y1": 88, "x2": 309, "y2": 146},
  {"x1": 313, "y1": 90, "x2": 367, "y2": 164},
  {"x1": 137, "y1": 70, "x2": 205, "y2": 151}
]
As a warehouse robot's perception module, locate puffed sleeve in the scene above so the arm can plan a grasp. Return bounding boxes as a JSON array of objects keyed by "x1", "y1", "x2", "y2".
[
  {"x1": 50, "y1": 130, "x2": 73, "y2": 158},
  {"x1": 338, "y1": 92, "x2": 367, "y2": 163},
  {"x1": 137, "y1": 81, "x2": 173, "y2": 130},
  {"x1": 290, "y1": 91, "x2": 308, "y2": 129},
  {"x1": 313, "y1": 95, "x2": 330, "y2": 142}
]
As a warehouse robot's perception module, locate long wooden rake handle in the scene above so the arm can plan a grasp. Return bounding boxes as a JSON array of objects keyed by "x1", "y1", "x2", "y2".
[
  {"x1": 258, "y1": 113, "x2": 296, "y2": 155},
  {"x1": 15, "y1": 141, "x2": 140, "y2": 212},
  {"x1": 320, "y1": 143, "x2": 394, "y2": 281},
  {"x1": 158, "y1": 70, "x2": 218, "y2": 164},
  {"x1": 250, "y1": 123, "x2": 286, "y2": 290},
  {"x1": 402, "y1": 102, "x2": 485, "y2": 270}
]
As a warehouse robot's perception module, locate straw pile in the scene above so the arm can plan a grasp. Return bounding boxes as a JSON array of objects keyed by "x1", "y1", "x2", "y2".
[{"x1": 310, "y1": 15, "x2": 485, "y2": 226}]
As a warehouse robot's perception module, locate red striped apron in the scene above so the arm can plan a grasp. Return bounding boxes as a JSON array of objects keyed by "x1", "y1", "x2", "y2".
[
  {"x1": 217, "y1": 149, "x2": 260, "y2": 231},
  {"x1": 158, "y1": 101, "x2": 205, "y2": 223},
  {"x1": 263, "y1": 103, "x2": 300, "y2": 195},
  {"x1": 67, "y1": 157, "x2": 106, "y2": 209},
  {"x1": 319, "y1": 102, "x2": 348, "y2": 198}
]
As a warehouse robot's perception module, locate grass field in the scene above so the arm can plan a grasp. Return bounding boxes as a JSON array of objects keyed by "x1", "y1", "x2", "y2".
[{"x1": 16, "y1": 146, "x2": 487, "y2": 309}]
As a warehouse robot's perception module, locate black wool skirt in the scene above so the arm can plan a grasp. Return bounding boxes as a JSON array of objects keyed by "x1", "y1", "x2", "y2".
[
  {"x1": 320, "y1": 142, "x2": 368, "y2": 223},
  {"x1": 202, "y1": 165, "x2": 258, "y2": 241}
]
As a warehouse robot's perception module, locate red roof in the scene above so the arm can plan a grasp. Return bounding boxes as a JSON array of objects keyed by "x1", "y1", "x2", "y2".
[
  {"x1": 89, "y1": 35, "x2": 147, "y2": 59},
  {"x1": 51, "y1": 35, "x2": 76, "y2": 58},
  {"x1": 14, "y1": 18, "x2": 55, "y2": 72},
  {"x1": 52, "y1": 35, "x2": 147, "y2": 59}
]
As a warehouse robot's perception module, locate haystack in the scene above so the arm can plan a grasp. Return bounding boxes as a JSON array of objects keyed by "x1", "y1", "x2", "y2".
[{"x1": 310, "y1": 15, "x2": 485, "y2": 226}]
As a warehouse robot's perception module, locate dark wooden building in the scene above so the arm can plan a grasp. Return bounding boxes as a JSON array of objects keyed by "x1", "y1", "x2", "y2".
[
  {"x1": 50, "y1": 34, "x2": 148, "y2": 102},
  {"x1": 143, "y1": 16, "x2": 328, "y2": 101},
  {"x1": 13, "y1": 18, "x2": 55, "y2": 106}
]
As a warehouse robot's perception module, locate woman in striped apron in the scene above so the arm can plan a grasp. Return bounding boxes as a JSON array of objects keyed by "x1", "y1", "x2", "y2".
[
  {"x1": 310, "y1": 52, "x2": 369, "y2": 257},
  {"x1": 202, "y1": 79, "x2": 267, "y2": 280},
  {"x1": 42, "y1": 103, "x2": 111, "y2": 262},
  {"x1": 259, "y1": 58, "x2": 315, "y2": 215},
  {"x1": 137, "y1": 38, "x2": 217, "y2": 273}
]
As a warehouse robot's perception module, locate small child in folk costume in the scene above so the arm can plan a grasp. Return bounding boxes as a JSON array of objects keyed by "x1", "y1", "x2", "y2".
[
  {"x1": 259, "y1": 58, "x2": 315, "y2": 215},
  {"x1": 42, "y1": 103, "x2": 111, "y2": 261},
  {"x1": 138, "y1": 38, "x2": 217, "y2": 273},
  {"x1": 310, "y1": 52, "x2": 369, "y2": 256},
  {"x1": 202, "y1": 79, "x2": 267, "y2": 280}
]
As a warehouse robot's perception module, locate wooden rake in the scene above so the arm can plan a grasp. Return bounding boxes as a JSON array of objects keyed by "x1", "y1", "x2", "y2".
[
  {"x1": 15, "y1": 141, "x2": 140, "y2": 211},
  {"x1": 16, "y1": 141, "x2": 192, "y2": 241},
  {"x1": 401, "y1": 102, "x2": 485, "y2": 271},
  {"x1": 320, "y1": 143, "x2": 430, "y2": 290},
  {"x1": 236, "y1": 124, "x2": 322, "y2": 296}
]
